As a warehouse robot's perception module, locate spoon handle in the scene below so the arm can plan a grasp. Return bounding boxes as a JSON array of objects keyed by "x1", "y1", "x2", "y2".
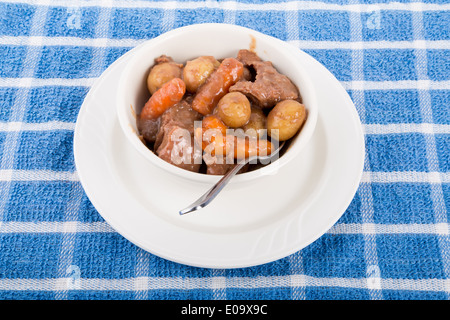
[{"x1": 179, "y1": 159, "x2": 250, "y2": 215}]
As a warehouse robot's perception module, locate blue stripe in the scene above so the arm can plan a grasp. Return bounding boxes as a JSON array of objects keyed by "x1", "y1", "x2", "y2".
[
  {"x1": 226, "y1": 258, "x2": 292, "y2": 277},
  {"x1": 377, "y1": 234, "x2": 446, "y2": 279},
  {"x1": 109, "y1": 8, "x2": 164, "y2": 39},
  {"x1": 442, "y1": 184, "x2": 450, "y2": 222},
  {"x1": 25, "y1": 87, "x2": 88, "y2": 123},
  {"x1": 297, "y1": 11, "x2": 351, "y2": 41},
  {"x1": 72, "y1": 233, "x2": 138, "y2": 279},
  {"x1": 423, "y1": 11, "x2": 450, "y2": 40},
  {"x1": 364, "y1": 49, "x2": 418, "y2": 81},
  {"x1": 45, "y1": 6, "x2": 100, "y2": 38},
  {"x1": 236, "y1": 10, "x2": 289, "y2": 41},
  {"x1": 0, "y1": 3, "x2": 35, "y2": 37},
  {"x1": 382, "y1": 290, "x2": 447, "y2": 300},
  {"x1": 0, "y1": 46, "x2": 27, "y2": 78},
  {"x1": 366, "y1": 134, "x2": 429, "y2": 172},
  {"x1": 435, "y1": 134, "x2": 450, "y2": 172},
  {"x1": 372, "y1": 183, "x2": 436, "y2": 224},
  {"x1": 3, "y1": 181, "x2": 78, "y2": 222},
  {"x1": 302, "y1": 234, "x2": 367, "y2": 278},
  {"x1": 13, "y1": 131, "x2": 75, "y2": 171},
  {"x1": 174, "y1": 8, "x2": 225, "y2": 29},
  {"x1": 304, "y1": 50, "x2": 353, "y2": 81},
  {"x1": 361, "y1": 11, "x2": 414, "y2": 41},
  {"x1": 0, "y1": 233, "x2": 62, "y2": 279},
  {"x1": 0, "y1": 88, "x2": 16, "y2": 122},
  {"x1": 430, "y1": 91, "x2": 450, "y2": 125},
  {"x1": 226, "y1": 287, "x2": 292, "y2": 299},
  {"x1": 36, "y1": 46, "x2": 94, "y2": 79},
  {"x1": 427, "y1": 50, "x2": 450, "y2": 81},
  {"x1": 363, "y1": 90, "x2": 422, "y2": 124},
  {"x1": 78, "y1": 193, "x2": 106, "y2": 223},
  {"x1": 305, "y1": 287, "x2": 370, "y2": 299},
  {"x1": 338, "y1": 191, "x2": 364, "y2": 224}
]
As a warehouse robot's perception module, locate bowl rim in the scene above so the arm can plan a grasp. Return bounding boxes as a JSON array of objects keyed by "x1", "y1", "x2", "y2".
[{"x1": 116, "y1": 23, "x2": 318, "y2": 184}]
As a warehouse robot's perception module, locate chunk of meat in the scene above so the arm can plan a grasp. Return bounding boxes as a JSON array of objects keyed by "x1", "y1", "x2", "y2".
[
  {"x1": 154, "y1": 99, "x2": 202, "y2": 150},
  {"x1": 206, "y1": 162, "x2": 235, "y2": 175},
  {"x1": 153, "y1": 99, "x2": 203, "y2": 172},
  {"x1": 137, "y1": 116, "x2": 160, "y2": 143},
  {"x1": 236, "y1": 49, "x2": 262, "y2": 65},
  {"x1": 156, "y1": 125, "x2": 202, "y2": 172},
  {"x1": 230, "y1": 50, "x2": 299, "y2": 108}
]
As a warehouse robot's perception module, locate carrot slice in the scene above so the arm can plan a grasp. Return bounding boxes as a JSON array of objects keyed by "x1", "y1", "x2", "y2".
[
  {"x1": 201, "y1": 115, "x2": 227, "y2": 136},
  {"x1": 195, "y1": 129, "x2": 274, "y2": 159},
  {"x1": 191, "y1": 58, "x2": 244, "y2": 115},
  {"x1": 140, "y1": 77, "x2": 186, "y2": 120},
  {"x1": 234, "y1": 136, "x2": 273, "y2": 159},
  {"x1": 193, "y1": 115, "x2": 228, "y2": 151},
  {"x1": 214, "y1": 135, "x2": 273, "y2": 159}
]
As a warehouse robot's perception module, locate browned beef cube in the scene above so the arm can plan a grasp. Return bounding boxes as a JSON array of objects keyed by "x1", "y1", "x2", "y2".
[{"x1": 231, "y1": 50, "x2": 299, "y2": 108}]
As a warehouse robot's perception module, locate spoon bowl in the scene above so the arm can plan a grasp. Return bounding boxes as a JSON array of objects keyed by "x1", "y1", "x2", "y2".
[{"x1": 179, "y1": 141, "x2": 285, "y2": 215}]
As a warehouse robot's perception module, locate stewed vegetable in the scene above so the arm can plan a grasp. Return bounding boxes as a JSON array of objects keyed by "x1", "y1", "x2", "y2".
[
  {"x1": 136, "y1": 50, "x2": 307, "y2": 175},
  {"x1": 267, "y1": 100, "x2": 306, "y2": 141},
  {"x1": 191, "y1": 58, "x2": 244, "y2": 115},
  {"x1": 242, "y1": 106, "x2": 266, "y2": 138},
  {"x1": 146, "y1": 60, "x2": 182, "y2": 94},
  {"x1": 215, "y1": 92, "x2": 251, "y2": 128},
  {"x1": 183, "y1": 56, "x2": 220, "y2": 93}
]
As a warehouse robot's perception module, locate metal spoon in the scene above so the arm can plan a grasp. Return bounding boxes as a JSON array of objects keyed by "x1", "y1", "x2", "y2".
[{"x1": 179, "y1": 141, "x2": 285, "y2": 215}]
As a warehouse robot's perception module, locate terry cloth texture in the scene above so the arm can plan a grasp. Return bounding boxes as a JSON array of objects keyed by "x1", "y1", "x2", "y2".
[{"x1": 0, "y1": 0, "x2": 449, "y2": 300}]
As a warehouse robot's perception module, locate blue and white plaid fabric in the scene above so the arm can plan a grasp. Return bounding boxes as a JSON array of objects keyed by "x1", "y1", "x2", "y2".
[{"x1": 0, "y1": 0, "x2": 448, "y2": 300}]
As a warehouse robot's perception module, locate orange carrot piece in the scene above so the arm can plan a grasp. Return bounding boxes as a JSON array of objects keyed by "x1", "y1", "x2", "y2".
[
  {"x1": 195, "y1": 104, "x2": 273, "y2": 159},
  {"x1": 191, "y1": 58, "x2": 244, "y2": 115},
  {"x1": 201, "y1": 115, "x2": 228, "y2": 136},
  {"x1": 140, "y1": 77, "x2": 186, "y2": 120},
  {"x1": 235, "y1": 137, "x2": 273, "y2": 159},
  {"x1": 197, "y1": 131, "x2": 274, "y2": 159},
  {"x1": 193, "y1": 115, "x2": 228, "y2": 151}
]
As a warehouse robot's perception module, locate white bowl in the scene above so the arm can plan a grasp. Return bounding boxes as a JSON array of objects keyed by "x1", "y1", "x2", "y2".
[{"x1": 117, "y1": 23, "x2": 318, "y2": 184}]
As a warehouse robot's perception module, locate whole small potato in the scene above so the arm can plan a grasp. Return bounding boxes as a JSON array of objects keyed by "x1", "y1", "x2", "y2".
[
  {"x1": 216, "y1": 92, "x2": 251, "y2": 128},
  {"x1": 147, "y1": 62, "x2": 182, "y2": 95},
  {"x1": 183, "y1": 56, "x2": 220, "y2": 93},
  {"x1": 267, "y1": 100, "x2": 306, "y2": 141},
  {"x1": 243, "y1": 107, "x2": 266, "y2": 137}
]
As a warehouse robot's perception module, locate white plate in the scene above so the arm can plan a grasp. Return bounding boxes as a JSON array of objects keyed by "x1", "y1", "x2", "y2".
[{"x1": 74, "y1": 43, "x2": 365, "y2": 269}]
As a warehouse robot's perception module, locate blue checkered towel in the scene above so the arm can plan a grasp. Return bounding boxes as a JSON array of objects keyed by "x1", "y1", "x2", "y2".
[{"x1": 0, "y1": 0, "x2": 449, "y2": 300}]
